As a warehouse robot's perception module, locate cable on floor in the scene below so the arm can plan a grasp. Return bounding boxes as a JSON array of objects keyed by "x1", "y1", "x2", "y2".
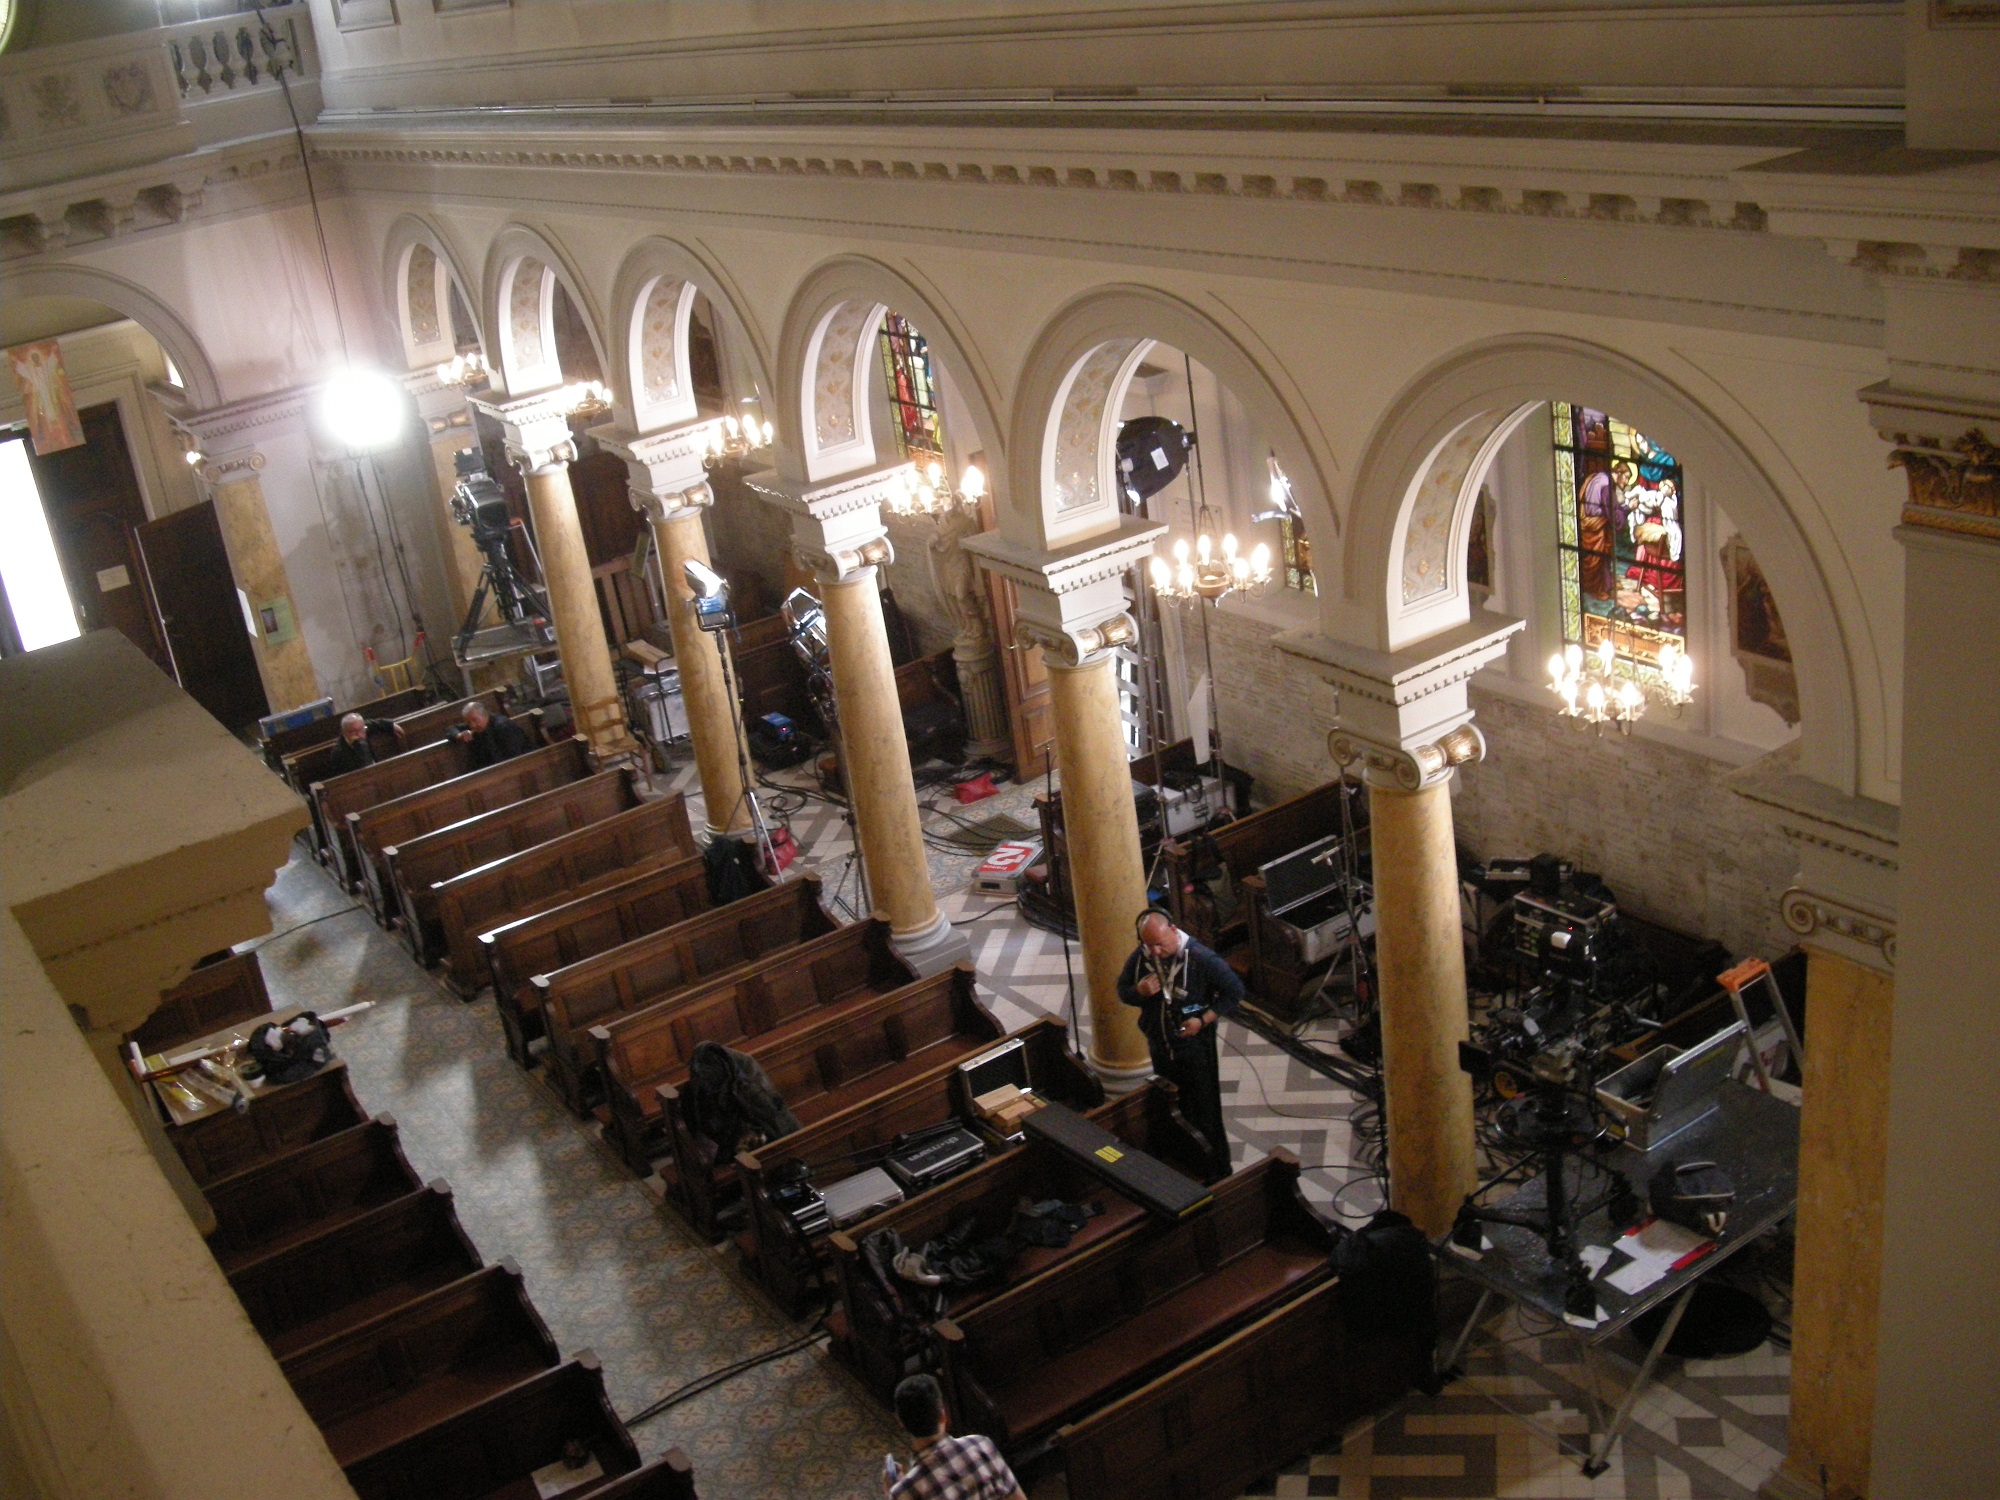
[
  {"x1": 236, "y1": 903, "x2": 368, "y2": 952},
  {"x1": 621, "y1": 1325, "x2": 831, "y2": 1428}
]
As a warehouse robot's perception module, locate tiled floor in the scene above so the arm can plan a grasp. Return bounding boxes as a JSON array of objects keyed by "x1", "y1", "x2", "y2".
[{"x1": 249, "y1": 754, "x2": 1791, "y2": 1500}]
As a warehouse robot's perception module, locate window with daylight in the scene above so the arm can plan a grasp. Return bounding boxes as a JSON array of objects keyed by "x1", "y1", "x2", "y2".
[
  {"x1": 1552, "y1": 401, "x2": 1686, "y2": 670},
  {"x1": 877, "y1": 313, "x2": 943, "y2": 461},
  {"x1": 1278, "y1": 514, "x2": 1315, "y2": 594}
]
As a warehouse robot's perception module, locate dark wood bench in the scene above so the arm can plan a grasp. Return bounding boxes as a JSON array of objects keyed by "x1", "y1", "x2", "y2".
[
  {"x1": 281, "y1": 690, "x2": 518, "y2": 807},
  {"x1": 126, "y1": 950, "x2": 272, "y2": 1057},
  {"x1": 429, "y1": 791, "x2": 697, "y2": 997},
  {"x1": 316, "y1": 739, "x2": 474, "y2": 890},
  {"x1": 279, "y1": 1260, "x2": 560, "y2": 1468},
  {"x1": 1053, "y1": 1273, "x2": 1412, "y2": 1500},
  {"x1": 482, "y1": 855, "x2": 715, "y2": 1066},
  {"x1": 825, "y1": 1077, "x2": 1214, "y2": 1396},
  {"x1": 580, "y1": 1452, "x2": 702, "y2": 1499},
  {"x1": 170, "y1": 1060, "x2": 367, "y2": 1186},
  {"x1": 588, "y1": 918, "x2": 915, "y2": 1172},
  {"x1": 1160, "y1": 780, "x2": 1358, "y2": 951},
  {"x1": 226, "y1": 1181, "x2": 482, "y2": 1359},
  {"x1": 384, "y1": 767, "x2": 644, "y2": 965},
  {"x1": 531, "y1": 876, "x2": 839, "y2": 1115},
  {"x1": 340, "y1": 1353, "x2": 648, "y2": 1500},
  {"x1": 934, "y1": 1153, "x2": 1336, "y2": 1453},
  {"x1": 740, "y1": 1018, "x2": 1113, "y2": 1320},
  {"x1": 203, "y1": 1116, "x2": 423, "y2": 1273},
  {"x1": 351, "y1": 737, "x2": 594, "y2": 924},
  {"x1": 264, "y1": 685, "x2": 431, "y2": 777}
]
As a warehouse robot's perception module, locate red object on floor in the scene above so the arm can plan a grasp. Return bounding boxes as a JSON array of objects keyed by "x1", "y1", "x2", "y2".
[
  {"x1": 953, "y1": 772, "x2": 999, "y2": 804},
  {"x1": 762, "y1": 826, "x2": 798, "y2": 874}
]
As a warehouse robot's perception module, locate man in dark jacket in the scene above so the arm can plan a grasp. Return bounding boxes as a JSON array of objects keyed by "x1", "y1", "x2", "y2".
[
  {"x1": 455, "y1": 699, "x2": 532, "y2": 767},
  {"x1": 1117, "y1": 909, "x2": 1244, "y2": 1181},
  {"x1": 325, "y1": 712, "x2": 392, "y2": 776}
]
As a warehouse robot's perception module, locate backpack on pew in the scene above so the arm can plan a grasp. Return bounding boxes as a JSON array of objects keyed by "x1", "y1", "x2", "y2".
[
  {"x1": 243, "y1": 1013, "x2": 334, "y2": 1086},
  {"x1": 1335, "y1": 1208, "x2": 1442, "y2": 1394}
]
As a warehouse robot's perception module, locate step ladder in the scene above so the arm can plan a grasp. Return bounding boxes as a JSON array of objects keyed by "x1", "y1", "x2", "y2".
[{"x1": 1717, "y1": 958, "x2": 1804, "y2": 1093}]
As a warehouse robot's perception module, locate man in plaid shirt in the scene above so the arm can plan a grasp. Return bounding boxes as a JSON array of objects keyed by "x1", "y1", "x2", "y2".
[{"x1": 885, "y1": 1374, "x2": 1025, "y2": 1500}]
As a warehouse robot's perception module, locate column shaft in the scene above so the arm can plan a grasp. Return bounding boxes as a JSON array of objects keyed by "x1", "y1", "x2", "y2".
[
  {"x1": 1369, "y1": 778, "x2": 1476, "y2": 1239},
  {"x1": 209, "y1": 470, "x2": 319, "y2": 712},
  {"x1": 1784, "y1": 948, "x2": 1894, "y2": 1499},
  {"x1": 424, "y1": 433, "x2": 485, "y2": 625},
  {"x1": 652, "y1": 508, "x2": 749, "y2": 837},
  {"x1": 1045, "y1": 654, "x2": 1152, "y2": 1082},
  {"x1": 521, "y1": 461, "x2": 628, "y2": 752},
  {"x1": 819, "y1": 570, "x2": 942, "y2": 945}
]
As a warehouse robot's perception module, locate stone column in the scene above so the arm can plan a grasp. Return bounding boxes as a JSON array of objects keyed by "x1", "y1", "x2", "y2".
[
  {"x1": 405, "y1": 371, "x2": 485, "y2": 628},
  {"x1": 748, "y1": 463, "x2": 965, "y2": 974},
  {"x1": 963, "y1": 517, "x2": 1166, "y2": 1088},
  {"x1": 929, "y1": 507, "x2": 1012, "y2": 760},
  {"x1": 475, "y1": 393, "x2": 633, "y2": 755},
  {"x1": 1277, "y1": 616, "x2": 1520, "y2": 1238},
  {"x1": 196, "y1": 449, "x2": 321, "y2": 712},
  {"x1": 594, "y1": 422, "x2": 751, "y2": 839},
  {"x1": 1734, "y1": 757, "x2": 1899, "y2": 1500}
]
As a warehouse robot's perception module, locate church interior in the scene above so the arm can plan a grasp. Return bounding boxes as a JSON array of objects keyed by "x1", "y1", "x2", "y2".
[{"x1": 1, "y1": 3, "x2": 1996, "y2": 1498}]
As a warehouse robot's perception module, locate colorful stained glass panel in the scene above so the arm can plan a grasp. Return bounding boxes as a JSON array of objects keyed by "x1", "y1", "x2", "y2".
[{"x1": 1553, "y1": 402, "x2": 1686, "y2": 669}]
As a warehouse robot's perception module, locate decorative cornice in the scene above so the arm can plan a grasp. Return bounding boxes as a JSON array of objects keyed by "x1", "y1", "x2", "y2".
[
  {"x1": 175, "y1": 386, "x2": 311, "y2": 448},
  {"x1": 1331, "y1": 721, "x2": 1485, "y2": 792},
  {"x1": 962, "y1": 516, "x2": 1165, "y2": 598},
  {"x1": 1275, "y1": 613, "x2": 1524, "y2": 710},
  {"x1": 590, "y1": 420, "x2": 718, "y2": 519},
  {"x1": 470, "y1": 390, "x2": 576, "y2": 472},
  {"x1": 744, "y1": 461, "x2": 912, "y2": 523},
  {"x1": 1781, "y1": 886, "x2": 1897, "y2": 969}
]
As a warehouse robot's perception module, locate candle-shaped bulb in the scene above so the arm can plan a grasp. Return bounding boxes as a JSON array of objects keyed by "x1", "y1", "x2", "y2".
[
  {"x1": 1549, "y1": 653, "x2": 1567, "y2": 686},
  {"x1": 1250, "y1": 542, "x2": 1271, "y2": 573},
  {"x1": 926, "y1": 460, "x2": 943, "y2": 486},
  {"x1": 1197, "y1": 533, "x2": 1212, "y2": 562},
  {"x1": 961, "y1": 464, "x2": 985, "y2": 500},
  {"x1": 1222, "y1": 532, "x2": 1238, "y2": 559},
  {"x1": 1597, "y1": 637, "x2": 1616, "y2": 672},
  {"x1": 1565, "y1": 643, "x2": 1583, "y2": 671},
  {"x1": 1172, "y1": 537, "x2": 1190, "y2": 563},
  {"x1": 1150, "y1": 557, "x2": 1171, "y2": 587},
  {"x1": 1586, "y1": 682, "x2": 1606, "y2": 712},
  {"x1": 724, "y1": 415, "x2": 739, "y2": 438}
]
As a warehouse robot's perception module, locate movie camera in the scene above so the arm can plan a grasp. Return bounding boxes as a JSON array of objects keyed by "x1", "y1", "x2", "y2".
[{"x1": 451, "y1": 448, "x2": 551, "y2": 657}]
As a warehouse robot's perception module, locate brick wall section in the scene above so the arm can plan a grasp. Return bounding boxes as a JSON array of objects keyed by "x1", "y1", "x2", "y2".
[{"x1": 1205, "y1": 608, "x2": 1797, "y2": 959}]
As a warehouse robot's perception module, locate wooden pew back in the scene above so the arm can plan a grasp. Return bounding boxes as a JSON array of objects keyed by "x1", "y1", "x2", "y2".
[
  {"x1": 587, "y1": 918, "x2": 911, "y2": 1166},
  {"x1": 429, "y1": 791, "x2": 695, "y2": 995},
  {"x1": 388, "y1": 690, "x2": 512, "y2": 751},
  {"x1": 203, "y1": 1116, "x2": 422, "y2": 1271},
  {"x1": 171, "y1": 1061, "x2": 367, "y2": 1186},
  {"x1": 226, "y1": 1181, "x2": 482, "y2": 1357},
  {"x1": 341, "y1": 1355, "x2": 644, "y2": 1500},
  {"x1": 316, "y1": 739, "x2": 472, "y2": 889},
  {"x1": 532, "y1": 875, "x2": 837, "y2": 1113},
  {"x1": 263, "y1": 686, "x2": 430, "y2": 772},
  {"x1": 127, "y1": 950, "x2": 271, "y2": 1056},
  {"x1": 1162, "y1": 780, "x2": 1355, "y2": 947},
  {"x1": 278, "y1": 1261, "x2": 560, "y2": 1465},
  {"x1": 350, "y1": 737, "x2": 594, "y2": 919},
  {"x1": 481, "y1": 854, "x2": 712, "y2": 1063},
  {"x1": 936, "y1": 1154, "x2": 1334, "y2": 1447},
  {"x1": 384, "y1": 767, "x2": 639, "y2": 962}
]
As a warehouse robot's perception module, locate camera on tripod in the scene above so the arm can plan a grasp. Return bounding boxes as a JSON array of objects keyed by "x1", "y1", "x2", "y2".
[
  {"x1": 450, "y1": 449, "x2": 551, "y2": 659},
  {"x1": 450, "y1": 448, "x2": 512, "y2": 540}
]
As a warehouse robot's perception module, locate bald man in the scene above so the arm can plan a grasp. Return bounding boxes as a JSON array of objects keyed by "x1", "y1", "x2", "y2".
[
  {"x1": 325, "y1": 712, "x2": 392, "y2": 777},
  {"x1": 454, "y1": 699, "x2": 532, "y2": 768},
  {"x1": 1117, "y1": 910, "x2": 1243, "y2": 1181}
]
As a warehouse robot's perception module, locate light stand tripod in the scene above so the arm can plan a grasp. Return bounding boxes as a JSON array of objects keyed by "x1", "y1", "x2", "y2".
[
  {"x1": 782, "y1": 589, "x2": 870, "y2": 920},
  {"x1": 685, "y1": 562, "x2": 780, "y2": 876}
]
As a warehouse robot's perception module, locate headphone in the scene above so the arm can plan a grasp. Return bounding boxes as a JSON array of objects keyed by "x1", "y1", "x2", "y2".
[{"x1": 1135, "y1": 907, "x2": 1175, "y2": 938}]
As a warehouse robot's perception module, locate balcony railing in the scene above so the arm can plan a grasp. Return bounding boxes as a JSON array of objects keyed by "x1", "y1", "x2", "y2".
[{"x1": 167, "y1": 9, "x2": 306, "y2": 103}]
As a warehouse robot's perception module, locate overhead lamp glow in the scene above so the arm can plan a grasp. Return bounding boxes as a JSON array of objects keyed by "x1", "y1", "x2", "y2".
[{"x1": 318, "y1": 366, "x2": 407, "y2": 451}]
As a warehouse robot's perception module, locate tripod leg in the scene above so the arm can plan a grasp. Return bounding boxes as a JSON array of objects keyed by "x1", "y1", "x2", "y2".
[
  {"x1": 1581, "y1": 1282, "x2": 1694, "y2": 1476},
  {"x1": 1444, "y1": 1287, "x2": 1494, "y2": 1372}
]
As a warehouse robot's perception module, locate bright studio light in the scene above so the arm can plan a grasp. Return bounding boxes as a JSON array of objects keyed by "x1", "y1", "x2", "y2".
[{"x1": 318, "y1": 366, "x2": 407, "y2": 451}]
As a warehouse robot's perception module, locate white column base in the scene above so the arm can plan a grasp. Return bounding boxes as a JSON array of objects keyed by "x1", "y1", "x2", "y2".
[
  {"x1": 1086, "y1": 1053, "x2": 1155, "y2": 1097},
  {"x1": 889, "y1": 911, "x2": 970, "y2": 976}
]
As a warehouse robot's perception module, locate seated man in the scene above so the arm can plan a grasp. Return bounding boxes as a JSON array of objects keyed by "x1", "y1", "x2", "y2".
[
  {"x1": 325, "y1": 712, "x2": 392, "y2": 777},
  {"x1": 455, "y1": 700, "x2": 532, "y2": 768},
  {"x1": 885, "y1": 1374, "x2": 1023, "y2": 1500}
]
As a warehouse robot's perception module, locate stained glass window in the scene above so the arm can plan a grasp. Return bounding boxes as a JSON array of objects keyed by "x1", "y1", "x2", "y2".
[
  {"x1": 877, "y1": 313, "x2": 942, "y2": 461},
  {"x1": 1552, "y1": 401, "x2": 1686, "y2": 669},
  {"x1": 1278, "y1": 515, "x2": 1316, "y2": 595}
]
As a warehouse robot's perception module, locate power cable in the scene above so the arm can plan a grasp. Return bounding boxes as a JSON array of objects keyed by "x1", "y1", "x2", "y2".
[{"x1": 621, "y1": 1325, "x2": 831, "y2": 1429}]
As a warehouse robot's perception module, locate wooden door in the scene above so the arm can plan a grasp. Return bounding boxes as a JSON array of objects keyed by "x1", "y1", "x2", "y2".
[
  {"x1": 134, "y1": 501, "x2": 270, "y2": 730},
  {"x1": 988, "y1": 573, "x2": 1053, "y2": 781},
  {"x1": 22, "y1": 402, "x2": 170, "y2": 671}
]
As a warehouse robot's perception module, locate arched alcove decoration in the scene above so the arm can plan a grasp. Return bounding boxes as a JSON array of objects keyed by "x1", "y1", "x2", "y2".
[
  {"x1": 1347, "y1": 335, "x2": 1860, "y2": 794},
  {"x1": 606, "y1": 237, "x2": 775, "y2": 438},
  {"x1": 774, "y1": 257, "x2": 1008, "y2": 496},
  {"x1": 480, "y1": 225, "x2": 609, "y2": 399},
  {"x1": 0, "y1": 263, "x2": 222, "y2": 409},
  {"x1": 381, "y1": 214, "x2": 484, "y2": 376},
  {"x1": 1006, "y1": 287, "x2": 1339, "y2": 571}
]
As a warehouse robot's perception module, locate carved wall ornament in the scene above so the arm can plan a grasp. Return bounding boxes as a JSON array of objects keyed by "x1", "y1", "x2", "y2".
[
  {"x1": 927, "y1": 504, "x2": 994, "y2": 650},
  {"x1": 811, "y1": 300, "x2": 874, "y2": 448},
  {"x1": 507, "y1": 258, "x2": 548, "y2": 375},
  {"x1": 1781, "y1": 887, "x2": 1897, "y2": 967},
  {"x1": 101, "y1": 61, "x2": 158, "y2": 118},
  {"x1": 1400, "y1": 418, "x2": 1490, "y2": 605},
  {"x1": 1052, "y1": 340, "x2": 1142, "y2": 515},
  {"x1": 1328, "y1": 721, "x2": 1484, "y2": 792},
  {"x1": 31, "y1": 74, "x2": 84, "y2": 132},
  {"x1": 1889, "y1": 427, "x2": 2000, "y2": 540}
]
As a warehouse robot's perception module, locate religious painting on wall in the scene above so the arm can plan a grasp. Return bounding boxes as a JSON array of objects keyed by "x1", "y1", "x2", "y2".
[
  {"x1": 1552, "y1": 400, "x2": 1686, "y2": 670},
  {"x1": 7, "y1": 339, "x2": 85, "y2": 455},
  {"x1": 1721, "y1": 533, "x2": 1800, "y2": 725}
]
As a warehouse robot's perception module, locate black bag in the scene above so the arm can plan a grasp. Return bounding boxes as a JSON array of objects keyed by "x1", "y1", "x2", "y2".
[
  {"x1": 1650, "y1": 1159, "x2": 1736, "y2": 1236},
  {"x1": 1335, "y1": 1209, "x2": 1441, "y2": 1394},
  {"x1": 245, "y1": 1013, "x2": 333, "y2": 1086}
]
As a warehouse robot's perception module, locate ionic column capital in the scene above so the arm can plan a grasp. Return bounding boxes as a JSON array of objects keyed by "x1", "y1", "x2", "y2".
[
  {"x1": 745, "y1": 462, "x2": 910, "y2": 583},
  {"x1": 1330, "y1": 722, "x2": 1485, "y2": 792},
  {"x1": 471, "y1": 391, "x2": 576, "y2": 474},
  {"x1": 191, "y1": 447, "x2": 266, "y2": 486},
  {"x1": 1015, "y1": 612, "x2": 1138, "y2": 670}
]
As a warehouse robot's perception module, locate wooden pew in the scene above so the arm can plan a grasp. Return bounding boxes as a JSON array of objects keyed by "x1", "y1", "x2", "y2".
[
  {"x1": 428, "y1": 791, "x2": 696, "y2": 996},
  {"x1": 933, "y1": 1153, "x2": 1336, "y2": 1453},
  {"x1": 386, "y1": 690, "x2": 516, "y2": 752},
  {"x1": 278, "y1": 1260, "x2": 560, "y2": 1469},
  {"x1": 530, "y1": 876, "x2": 838, "y2": 1115},
  {"x1": 582, "y1": 1453, "x2": 702, "y2": 1499},
  {"x1": 281, "y1": 690, "x2": 514, "y2": 801},
  {"x1": 203, "y1": 1116, "x2": 423, "y2": 1273},
  {"x1": 316, "y1": 740, "x2": 474, "y2": 890},
  {"x1": 738, "y1": 1019, "x2": 1113, "y2": 1320},
  {"x1": 340, "y1": 1354, "x2": 645, "y2": 1500},
  {"x1": 1160, "y1": 780, "x2": 1359, "y2": 951},
  {"x1": 126, "y1": 950, "x2": 272, "y2": 1057},
  {"x1": 482, "y1": 854, "x2": 713, "y2": 1066},
  {"x1": 170, "y1": 1061, "x2": 368, "y2": 1186},
  {"x1": 825, "y1": 1078, "x2": 1213, "y2": 1397},
  {"x1": 350, "y1": 737, "x2": 594, "y2": 924},
  {"x1": 656, "y1": 965, "x2": 1000, "y2": 1242},
  {"x1": 226, "y1": 1181, "x2": 482, "y2": 1359},
  {"x1": 586, "y1": 917, "x2": 914, "y2": 1169},
  {"x1": 1053, "y1": 1275, "x2": 1414, "y2": 1500},
  {"x1": 383, "y1": 767, "x2": 645, "y2": 964},
  {"x1": 263, "y1": 685, "x2": 431, "y2": 776}
]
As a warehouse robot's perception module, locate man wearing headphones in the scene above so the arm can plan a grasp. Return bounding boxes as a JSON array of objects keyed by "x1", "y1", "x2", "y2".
[{"x1": 1117, "y1": 908, "x2": 1244, "y2": 1181}]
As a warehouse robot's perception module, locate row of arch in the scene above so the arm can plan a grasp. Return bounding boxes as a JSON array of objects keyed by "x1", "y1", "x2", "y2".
[{"x1": 376, "y1": 213, "x2": 1859, "y2": 795}]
